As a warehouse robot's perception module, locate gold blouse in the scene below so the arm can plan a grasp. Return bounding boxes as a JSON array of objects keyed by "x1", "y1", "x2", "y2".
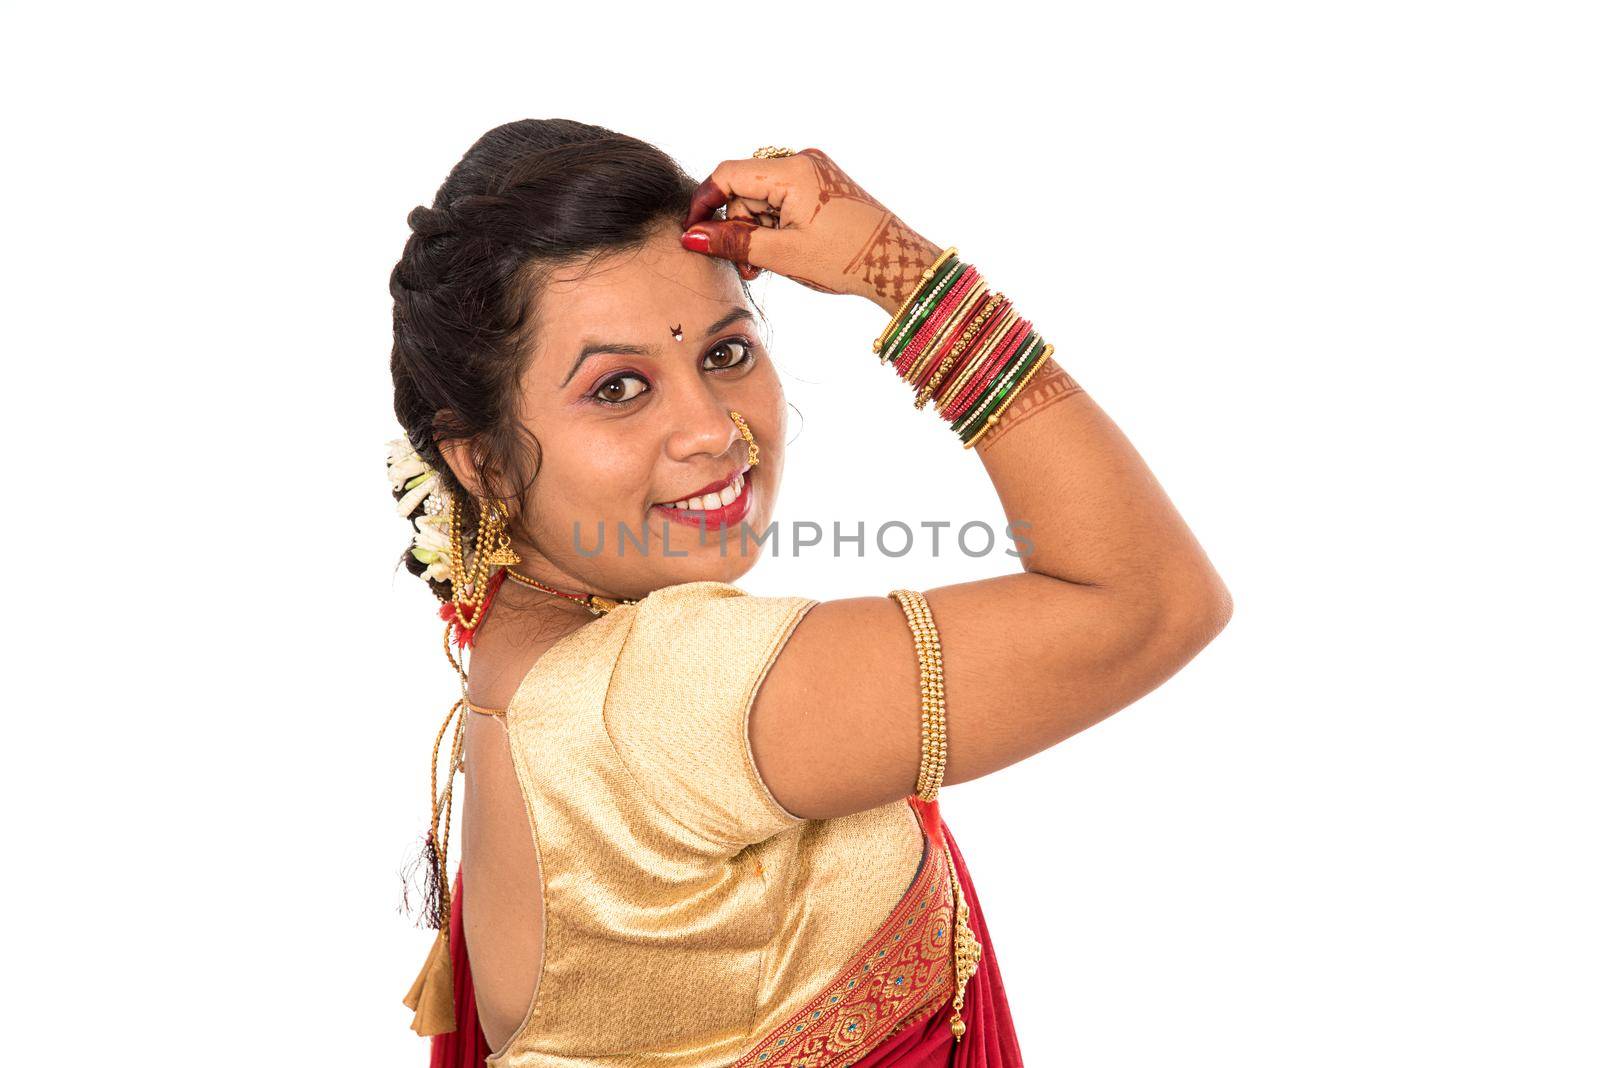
[{"x1": 483, "y1": 580, "x2": 953, "y2": 1067}]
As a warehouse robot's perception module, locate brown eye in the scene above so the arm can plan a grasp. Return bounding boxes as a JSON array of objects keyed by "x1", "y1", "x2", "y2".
[
  {"x1": 593, "y1": 374, "x2": 648, "y2": 405},
  {"x1": 703, "y1": 338, "x2": 753, "y2": 371}
]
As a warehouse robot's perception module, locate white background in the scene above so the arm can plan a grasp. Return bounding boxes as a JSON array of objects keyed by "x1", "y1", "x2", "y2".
[{"x1": 6, "y1": 2, "x2": 1596, "y2": 1064}]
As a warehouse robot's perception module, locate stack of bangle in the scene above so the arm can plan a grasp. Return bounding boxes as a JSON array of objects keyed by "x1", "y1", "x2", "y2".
[{"x1": 871, "y1": 246, "x2": 1056, "y2": 449}]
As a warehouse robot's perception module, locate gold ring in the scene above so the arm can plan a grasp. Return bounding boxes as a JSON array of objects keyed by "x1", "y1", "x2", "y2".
[{"x1": 751, "y1": 146, "x2": 796, "y2": 159}]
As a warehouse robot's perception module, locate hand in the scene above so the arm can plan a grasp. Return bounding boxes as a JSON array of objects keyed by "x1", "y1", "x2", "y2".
[{"x1": 680, "y1": 148, "x2": 942, "y2": 314}]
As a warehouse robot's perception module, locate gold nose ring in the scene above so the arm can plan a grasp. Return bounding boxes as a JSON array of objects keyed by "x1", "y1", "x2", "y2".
[{"x1": 728, "y1": 410, "x2": 761, "y2": 468}]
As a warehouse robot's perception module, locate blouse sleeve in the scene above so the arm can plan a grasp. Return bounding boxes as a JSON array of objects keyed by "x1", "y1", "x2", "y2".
[{"x1": 603, "y1": 580, "x2": 819, "y2": 852}]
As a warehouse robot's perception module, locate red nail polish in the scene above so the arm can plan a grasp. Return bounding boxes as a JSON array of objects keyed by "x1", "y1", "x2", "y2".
[{"x1": 680, "y1": 229, "x2": 711, "y2": 253}]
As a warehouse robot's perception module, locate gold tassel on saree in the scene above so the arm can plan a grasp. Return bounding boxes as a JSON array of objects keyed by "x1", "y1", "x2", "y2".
[
  {"x1": 401, "y1": 619, "x2": 475, "y2": 1036},
  {"x1": 404, "y1": 927, "x2": 457, "y2": 1036}
]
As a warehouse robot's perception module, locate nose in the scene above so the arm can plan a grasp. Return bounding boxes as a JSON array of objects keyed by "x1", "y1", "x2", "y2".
[{"x1": 664, "y1": 383, "x2": 742, "y2": 465}]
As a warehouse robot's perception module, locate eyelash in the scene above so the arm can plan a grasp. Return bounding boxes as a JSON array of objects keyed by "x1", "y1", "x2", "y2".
[{"x1": 587, "y1": 336, "x2": 757, "y2": 408}]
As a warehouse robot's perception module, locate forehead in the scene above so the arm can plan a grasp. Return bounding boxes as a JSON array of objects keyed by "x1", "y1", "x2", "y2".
[{"x1": 533, "y1": 225, "x2": 745, "y2": 345}]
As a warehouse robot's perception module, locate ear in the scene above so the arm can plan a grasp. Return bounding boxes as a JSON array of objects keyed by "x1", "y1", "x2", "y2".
[
  {"x1": 435, "y1": 434, "x2": 488, "y2": 502},
  {"x1": 437, "y1": 430, "x2": 523, "y2": 519}
]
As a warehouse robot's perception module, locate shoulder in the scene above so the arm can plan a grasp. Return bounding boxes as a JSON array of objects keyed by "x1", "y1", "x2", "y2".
[
  {"x1": 603, "y1": 580, "x2": 820, "y2": 850},
  {"x1": 625, "y1": 579, "x2": 817, "y2": 645}
]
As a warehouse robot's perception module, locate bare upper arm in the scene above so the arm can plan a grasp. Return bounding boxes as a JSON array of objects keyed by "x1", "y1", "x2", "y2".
[{"x1": 749, "y1": 571, "x2": 1231, "y2": 821}]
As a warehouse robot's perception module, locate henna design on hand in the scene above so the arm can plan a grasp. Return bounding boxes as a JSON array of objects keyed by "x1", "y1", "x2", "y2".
[
  {"x1": 975, "y1": 361, "x2": 1085, "y2": 454},
  {"x1": 798, "y1": 147, "x2": 885, "y2": 215},
  {"x1": 843, "y1": 214, "x2": 942, "y2": 305},
  {"x1": 685, "y1": 218, "x2": 761, "y2": 278},
  {"x1": 685, "y1": 177, "x2": 729, "y2": 227},
  {"x1": 785, "y1": 274, "x2": 845, "y2": 295}
]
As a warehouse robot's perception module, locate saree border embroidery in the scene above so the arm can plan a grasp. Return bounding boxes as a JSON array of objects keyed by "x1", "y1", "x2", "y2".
[{"x1": 733, "y1": 817, "x2": 957, "y2": 1067}]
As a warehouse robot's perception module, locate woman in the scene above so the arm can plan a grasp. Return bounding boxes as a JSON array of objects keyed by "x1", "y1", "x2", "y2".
[{"x1": 387, "y1": 120, "x2": 1231, "y2": 1067}]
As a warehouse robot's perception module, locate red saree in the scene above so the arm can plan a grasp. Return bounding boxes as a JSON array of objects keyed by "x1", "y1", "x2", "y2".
[{"x1": 425, "y1": 808, "x2": 1024, "y2": 1066}]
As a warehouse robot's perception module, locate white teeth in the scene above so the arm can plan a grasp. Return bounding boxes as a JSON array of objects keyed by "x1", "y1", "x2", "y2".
[{"x1": 662, "y1": 471, "x2": 748, "y2": 511}]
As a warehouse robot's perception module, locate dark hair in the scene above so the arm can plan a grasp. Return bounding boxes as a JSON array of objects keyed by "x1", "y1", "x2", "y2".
[{"x1": 389, "y1": 119, "x2": 748, "y2": 597}]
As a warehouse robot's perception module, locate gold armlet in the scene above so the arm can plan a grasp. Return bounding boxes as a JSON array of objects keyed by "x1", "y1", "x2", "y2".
[{"x1": 888, "y1": 589, "x2": 948, "y2": 800}]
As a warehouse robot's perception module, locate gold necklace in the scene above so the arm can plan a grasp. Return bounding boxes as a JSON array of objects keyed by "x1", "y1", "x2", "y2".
[{"x1": 501, "y1": 566, "x2": 637, "y2": 616}]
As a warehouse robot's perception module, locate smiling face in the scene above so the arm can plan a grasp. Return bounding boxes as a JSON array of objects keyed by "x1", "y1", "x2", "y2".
[{"x1": 490, "y1": 218, "x2": 788, "y2": 601}]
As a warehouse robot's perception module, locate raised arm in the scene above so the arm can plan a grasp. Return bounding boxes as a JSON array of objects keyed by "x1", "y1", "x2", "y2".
[{"x1": 681, "y1": 149, "x2": 1232, "y2": 821}]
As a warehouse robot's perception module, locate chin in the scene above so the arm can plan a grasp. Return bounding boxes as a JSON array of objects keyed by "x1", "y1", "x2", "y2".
[
  {"x1": 639, "y1": 516, "x2": 771, "y2": 582},
  {"x1": 681, "y1": 554, "x2": 759, "y2": 585}
]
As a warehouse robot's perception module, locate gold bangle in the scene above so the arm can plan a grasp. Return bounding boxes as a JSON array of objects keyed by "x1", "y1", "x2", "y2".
[
  {"x1": 937, "y1": 307, "x2": 1020, "y2": 417},
  {"x1": 880, "y1": 259, "x2": 965, "y2": 366},
  {"x1": 889, "y1": 589, "x2": 947, "y2": 800},
  {"x1": 905, "y1": 279, "x2": 989, "y2": 386},
  {"x1": 917, "y1": 293, "x2": 1007, "y2": 409},
  {"x1": 951, "y1": 335, "x2": 1044, "y2": 438},
  {"x1": 963, "y1": 343, "x2": 1056, "y2": 449},
  {"x1": 873, "y1": 246, "x2": 958, "y2": 355}
]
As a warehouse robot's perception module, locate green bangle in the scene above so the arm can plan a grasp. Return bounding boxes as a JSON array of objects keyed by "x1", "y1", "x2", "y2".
[
  {"x1": 880, "y1": 256, "x2": 966, "y2": 367},
  {"x1": 958, "y1": 337, "x2": 1051, "y2": 444},
  {"x1": 873, "y1": 246, "x2": 959, "y2": 355},
  {"x1": 964, "y1": 343, "x2": 1055, "y2": 448},
  {"x1": 881, "y1": 255, "x2": 964, "y2": 366},
  {"x1": 954, "y1": 333, "x2": 1047, "y2": 441}
]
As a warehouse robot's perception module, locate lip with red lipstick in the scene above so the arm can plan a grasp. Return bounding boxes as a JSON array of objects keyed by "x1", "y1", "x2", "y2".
[{"x1": 650, "y1": 464, "x2": 754, "y2": 529}]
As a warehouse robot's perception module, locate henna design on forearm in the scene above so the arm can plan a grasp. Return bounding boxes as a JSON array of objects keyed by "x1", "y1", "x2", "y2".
[
  {"x1": 974, "y1": 360, "x2": 1085, "y2": 454},
  {"x1": 842, "y1": 214, "x2": 942, "y2": 305}
]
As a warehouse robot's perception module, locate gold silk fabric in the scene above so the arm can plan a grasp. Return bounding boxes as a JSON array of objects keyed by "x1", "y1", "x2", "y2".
[{"x1": 487, "y1": 580, "x2": 939, "y2": 1067}]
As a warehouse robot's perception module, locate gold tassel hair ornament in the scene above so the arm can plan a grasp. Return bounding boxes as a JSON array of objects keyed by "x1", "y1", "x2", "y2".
[
  {"x1": 402, "y1": 492, "x2": 520, "y2": 1037},
  {"x1": 402, "y1": 614, "x2": 476, "y2": 1036}
]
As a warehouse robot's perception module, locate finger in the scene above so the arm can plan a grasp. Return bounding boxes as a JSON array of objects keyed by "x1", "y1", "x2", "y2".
[
  {"x1": 682, "y1": 158, "x2": 798, "y2": 228},
  {"x1": 681, "y1": 219, "x2": 798, "y2": 280},
  {"x1": 727, "y1": 197, "x2": 762, "y2": 225},
  {"x1": 681, "y1": 218, "x2": 757, "y2": 266},
  {"x1": 684, "y1": 177, "x2": 727, "y2": 227}
]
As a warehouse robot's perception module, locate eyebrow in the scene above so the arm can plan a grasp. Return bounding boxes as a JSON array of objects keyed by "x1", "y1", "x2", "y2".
[{"x1": 561, "y1": 306, "x2": 756, "y2": 387}]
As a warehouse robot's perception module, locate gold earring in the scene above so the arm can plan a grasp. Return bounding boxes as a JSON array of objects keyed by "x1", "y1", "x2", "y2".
[
  {"x1": 447, "y1": 495, "x2": 521, "y2": 636},
  {"x1": 729, "y1": 410, "x2": 760, "y2": 468},
  {"x1": 479, "y1": 498, "x2": 523, "y2": 567}
]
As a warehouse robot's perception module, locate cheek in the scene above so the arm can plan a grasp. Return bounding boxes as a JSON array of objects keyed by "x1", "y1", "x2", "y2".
[
  {"x1": 750, "y1": 362, "x2": 787, "y2": 446},
  {"x1": 531, "y1": 437, "x2": 655, "y2": 518},
  {"x1": 763, "y1": 388, "x2": 788, "y2": 468}
]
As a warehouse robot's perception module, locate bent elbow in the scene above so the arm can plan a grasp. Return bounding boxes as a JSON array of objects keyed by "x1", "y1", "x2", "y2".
[{"x1": 1159, "y1": 573, "x2": 1233, "y2": 656}]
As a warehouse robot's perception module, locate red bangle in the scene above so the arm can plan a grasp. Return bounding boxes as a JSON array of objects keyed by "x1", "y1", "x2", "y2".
[
  {"x1": 945, "y1": 318, "x2": 1033, "y2": 424},
  {"x1": 944, "y1": 316, "x2": 1029, "y2": 420},
  {"x1": 896, "y1": 266, "x2": 980, "y2": 377},
  {"x1": 897, "y1": 269, "x2": 979, "y2": 378},
  {"x1": 927, "y1": 299, "x2": 1016, "y2": 409},
  {"x1": 913, "y1": 293, "x2": 1010, "y2": 399}
]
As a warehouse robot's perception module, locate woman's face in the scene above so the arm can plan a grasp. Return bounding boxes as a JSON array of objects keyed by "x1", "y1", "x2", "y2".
[{"x1": 504, "y1": 219, "x2": 787, "y2": 601}]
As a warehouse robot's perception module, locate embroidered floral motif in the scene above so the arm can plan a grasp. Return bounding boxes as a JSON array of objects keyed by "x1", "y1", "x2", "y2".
[{"x1": 734, "y1": 823, "x2": 957, "y2": 1067}]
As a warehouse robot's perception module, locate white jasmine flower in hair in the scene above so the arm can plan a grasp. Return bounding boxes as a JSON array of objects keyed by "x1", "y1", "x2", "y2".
[
  {"x1": 387, "y1": 436, "x2": 442, "y2": 517},
  {"x1": 390, "y1": 435, "x2": 457, "y2": 584},
  {"x1": 386, "y1": 437, "x2": 431, "y2": 490},
  {"x1": 410, "y1": 510, "x2": 454, "y2": 583},
  {"x1": 395, "y1": 469, "x2": 439, "y2": 518}
]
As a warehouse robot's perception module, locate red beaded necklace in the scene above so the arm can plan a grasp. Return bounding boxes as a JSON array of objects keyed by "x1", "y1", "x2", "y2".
[{"x1": 501, "y1": 566, "x2": 638, "y2": 617}]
